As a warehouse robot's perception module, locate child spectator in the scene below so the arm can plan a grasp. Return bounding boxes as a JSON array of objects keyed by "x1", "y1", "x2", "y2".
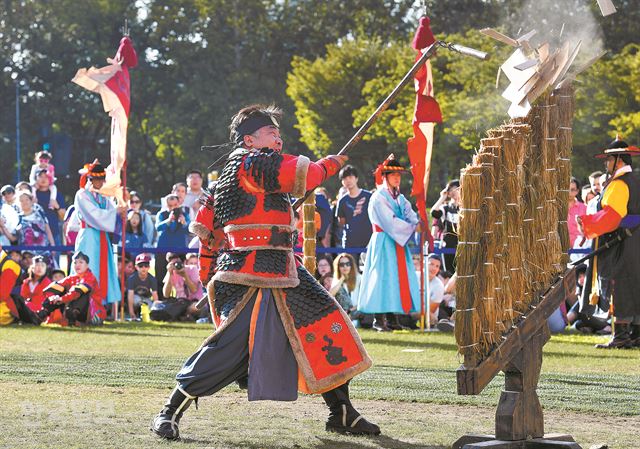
[
  {"x1": 19, "y1": 255, "x2": 51, "y2": 313},
  {"x1": 329, "y1": 253, "x2": 359, "y2": 315},
  {"x1": 50, "y1": 269, "x2": 66, "y2": 282},
  {"x1": 126, "y1": 253, "x2": 158, "y2": 321},
  {"x1": 29, "y1": 151, "x2": 58, "y2": 209}
]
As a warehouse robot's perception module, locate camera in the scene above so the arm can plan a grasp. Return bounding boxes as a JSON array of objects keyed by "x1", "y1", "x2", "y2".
[
  {"x1": 173, "y1": 261, "x2": 184, "y2": 271},
  {"x1": 171, "y1": 208, "x2": 183, "y2": 219}
]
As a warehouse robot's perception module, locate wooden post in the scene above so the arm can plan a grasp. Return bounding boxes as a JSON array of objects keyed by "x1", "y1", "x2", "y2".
[
  {"x1": 302, "y1": 194, "x2": 316, "y2": 274},
  {"x1": 453, "y1": 267, "x2": 582, "y2": 449}
]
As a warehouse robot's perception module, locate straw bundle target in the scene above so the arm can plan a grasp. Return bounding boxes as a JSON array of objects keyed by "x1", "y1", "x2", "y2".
[{"x1": 455, "y1": 86, "x2": 575, "y2": 363}]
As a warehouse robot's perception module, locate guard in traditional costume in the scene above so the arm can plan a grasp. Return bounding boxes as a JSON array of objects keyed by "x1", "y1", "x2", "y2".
[
  {"x1": 356, "y1": 155, "x2": 421, "y2": 331},
  {"x1": 577, "y1": 137, "x2": 640, "y2": 349},
  {"x1": 151, "y1": 104, "x2": 379, "y2": 440},
  {"x1": 73, "y1": 161, "x2": 124, "y2": 316}
]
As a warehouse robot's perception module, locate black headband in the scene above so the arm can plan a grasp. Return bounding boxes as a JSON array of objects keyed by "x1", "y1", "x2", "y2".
[{"x1": 234, "y1": 114, "x2": 279, "y2": 143}]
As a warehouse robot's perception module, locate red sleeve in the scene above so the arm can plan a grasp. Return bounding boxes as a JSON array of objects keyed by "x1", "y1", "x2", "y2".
[
  {"x1": 20, "y1": 280, "x2": 30, "y2": 299},
  {"x1": 0, "y1": 269, "x2": 18, "y2": 302},
  {"x1": 580, "y1": 206, "x2": 623, "y2": 239},
  {"x1": 240, "y1": 153, "x2": 343, "y2": 198}
]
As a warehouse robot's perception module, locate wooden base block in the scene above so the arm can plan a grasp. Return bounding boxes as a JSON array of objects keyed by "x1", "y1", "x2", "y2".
[{"x1": 453, "y1": 434, "x2": 582, "y2": 449}]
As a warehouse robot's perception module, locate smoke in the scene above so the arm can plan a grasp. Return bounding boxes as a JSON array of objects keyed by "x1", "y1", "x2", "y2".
[{"x1": 504, "y1": 0, "x2": 605, "y2": 62}]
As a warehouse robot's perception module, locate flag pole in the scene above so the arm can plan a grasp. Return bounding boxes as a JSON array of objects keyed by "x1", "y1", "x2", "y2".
[
  {"x1": 419, "y1": 229, "x2": 426, "y2": 331},
  {"x1": 119, "y1": 159, "x2": 127, "y2": 322}
]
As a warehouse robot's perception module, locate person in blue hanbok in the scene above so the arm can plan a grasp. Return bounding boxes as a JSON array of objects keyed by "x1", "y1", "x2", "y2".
[
  {"x1": 356, "y1": 155, "x2": 420, "y2": 332},
  {"x1": 73, "y1": 161, "x2": 126, "y2": 319}
]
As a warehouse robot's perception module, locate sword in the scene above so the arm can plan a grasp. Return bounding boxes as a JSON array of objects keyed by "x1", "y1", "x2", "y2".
[{"x1": 291, "y1": 40, "x2": 489, "y2": 211}]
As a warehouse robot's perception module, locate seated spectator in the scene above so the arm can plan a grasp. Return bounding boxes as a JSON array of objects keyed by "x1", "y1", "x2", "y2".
[
  {"x1": 314, "y1": 255, "x2": 333, "y2": 280},
  {"x1": 319, "y1": 273, "x2": 333, "y2": 292},
  {"x1": 19, "y1": 255, "x2": 51, "y2": 313},
  {"x1": 329, "y1": 253, "x2": 359, "y2": 315},
  {"x1": 14, "y1": 251, "x2": 105, "y2": 326},
  {"x1": 127, "y1": 253, "x2": 158, "y2": 321},
  {"x1": 154, "y1": 253, "x2": 203, "y2": 321},
  {"x1": 50, "y1": 268, "x2": 66, "y2": 282},
  {"x1": 128, "y1": 191, "x2": 155, "y2": 247},
  {"x1": 436, "y1": 273, "x2": 457, "y2": 332},
  {"x1": 426, "y1": 254, "x2": 445, "y2": 325}
]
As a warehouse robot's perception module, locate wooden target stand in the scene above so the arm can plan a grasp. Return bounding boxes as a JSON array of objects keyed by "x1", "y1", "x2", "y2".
[{"x1": 454, "y1": 267, "x2": 582, "y2": 449}]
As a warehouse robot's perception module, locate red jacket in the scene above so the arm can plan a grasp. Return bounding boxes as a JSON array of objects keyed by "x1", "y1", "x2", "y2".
[
  {"x1": 20, "y1": 276, "x2": 52, "y2": 312},
  {"x1": 44, "y1": 270, "x2": 100, "y2": 304},
  {"x1": 213, "y1": 148, "x2": 341, "y2": 288}
]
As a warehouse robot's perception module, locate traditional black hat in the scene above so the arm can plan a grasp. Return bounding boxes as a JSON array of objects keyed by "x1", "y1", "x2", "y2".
[{"x1": 594, "y1": 135, "x2": 640, "y2": 159}]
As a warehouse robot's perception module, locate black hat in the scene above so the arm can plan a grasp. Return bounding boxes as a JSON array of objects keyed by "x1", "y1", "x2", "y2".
[{"x1": 594, "y1": 135, "x2": 640, "y2": 159}]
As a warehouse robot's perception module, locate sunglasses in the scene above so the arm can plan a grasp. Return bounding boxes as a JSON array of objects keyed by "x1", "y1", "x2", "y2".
[
  {"x1": 339, "y1": 262, "x2": 352, "y2": 267},
  {"x1": 130, "y1": 199, "x2": 141, "y2": 204},
  {"x1": 136, "y1": 262, "x2": 150, "y2": 268}
]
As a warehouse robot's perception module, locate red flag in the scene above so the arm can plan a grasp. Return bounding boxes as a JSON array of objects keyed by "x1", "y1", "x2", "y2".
[
  {"x1": 407, "y1": 17, "x2": 442, "y2": 250},
  {"x1": 72, "y1": 37, "x2": 138, "y2": 205}
]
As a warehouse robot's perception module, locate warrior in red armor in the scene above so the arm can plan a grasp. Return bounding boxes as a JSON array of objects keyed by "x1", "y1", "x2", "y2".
[{"x1": 152, "y1": 104, "x2": 380, "y2": 439}]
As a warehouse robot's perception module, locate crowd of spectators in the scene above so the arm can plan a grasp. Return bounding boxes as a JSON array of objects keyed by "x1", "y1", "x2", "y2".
[{"x1": 0, "y1": 150, "x2": 612, "y2": 334}]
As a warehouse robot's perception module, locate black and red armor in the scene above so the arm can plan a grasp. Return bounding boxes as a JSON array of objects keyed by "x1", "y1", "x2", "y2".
[{"x1": 212, "y1": 147, "x2": 342, "y2": 288}]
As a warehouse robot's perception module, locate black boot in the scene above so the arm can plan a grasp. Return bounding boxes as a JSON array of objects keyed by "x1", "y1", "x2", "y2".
[
  {"x1": 386, "y1": 313, "x2": 409, "y2": 331},
  {"x1": 321, "y1": 382, "x2": 380, "y2": 436},
  {"x1": 630, "y1": 324, "x2": 640, "y2": 348},
  {"x1": 151, "y1": 386, "x2": 196, "y2": 440},
  {"x1": 595, "y1": 322, "x2": 632, "y2": 349},
  {"x1": 372, "y1": 314, "x2": 391, "y2": 332}
]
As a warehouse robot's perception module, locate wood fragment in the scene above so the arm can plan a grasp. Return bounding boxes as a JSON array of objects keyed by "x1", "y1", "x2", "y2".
[
  {"x1": 514, "y1": 59, "x2": 538, "y2": 71},
  {"x1": 480, "y1": 28, "x2": 518, "y2": 47},
  {"x1": 596, "y1": 0, "x2": 617, "y2": 16}
]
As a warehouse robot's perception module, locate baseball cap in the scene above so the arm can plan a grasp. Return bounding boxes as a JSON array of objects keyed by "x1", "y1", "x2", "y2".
[{"x1": 135, "y1": 253, "x2": 152, "y2": 265}]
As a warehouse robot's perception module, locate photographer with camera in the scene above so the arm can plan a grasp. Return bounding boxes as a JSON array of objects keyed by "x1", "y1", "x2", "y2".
[
  {"x1": 155, "y1": 194, "x2": 190, "y2": 300},
  {"x1": 150, "y1": 252, "x2": 203, "y2": 321}
]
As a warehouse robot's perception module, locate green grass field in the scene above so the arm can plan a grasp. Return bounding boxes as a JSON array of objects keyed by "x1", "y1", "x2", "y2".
[{"x1": 1, "y1": 322, "x2": 638, "y2": 449}]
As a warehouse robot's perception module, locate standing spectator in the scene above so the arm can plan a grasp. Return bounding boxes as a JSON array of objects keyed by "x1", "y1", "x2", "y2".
[
  {"x1": 62, "y1": 205, "x2": 81, "y2": 246},
  {"x1": 1, "y1": 190, "x2": 19, "y2": 245},
  {"x1": 33, "y1": 168, "x2": 66, "y2": 245},
  {"x1": 74, "y1": 160, "x2": 126, "y2": 319},
  {"x1": 19, "y1": 255, "x2": 51, "y2": 313},
  {"x1": 155, "y1": 194, "x2": 190, "y2": 300},
  {"x1": 329, "y1": 253, "x2": 359, "y2": 315},
  {"x1": 567, "y1": 177, "x2": 587, "y2": 247},
  {"x1": 356, "y1": 155, "x2": 420, "y2": 332},
  {"x1": 315, "y1": 188, "x2": 334, "y2": 249},
  {"x1": 128, "y1": 191, "x2": 155, "y2": 247},
  {"x1": 15, "y1": 191, "x2": 55, "y2": 259},
  {"x1": 1, "y1": 185, "x2": 20, "y2": 212},
  {"x1": 431, "y1": 179, "x2": 461, "y2": 272},
  {"x1": 29, "y1": 151, "x2": 59, "y2": 209},
  {"x1": 121, "y1": 210, "x2": 147, "y2": 250},
  {"x1": 183, "y1": 170, "x2": 204, "y2": 218},
  {"x1": 588, "y1": 170, "x2": 603, "y2": 196},
  {"x1": 127, "y1": 253, "x2": 158, "y2": 321},
  {"x1": 335, "y1": 165, "x2": 372, "y2": 263},
  {"x1": 581, "y1": 185, "x2": 595, "y2": 205}
]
